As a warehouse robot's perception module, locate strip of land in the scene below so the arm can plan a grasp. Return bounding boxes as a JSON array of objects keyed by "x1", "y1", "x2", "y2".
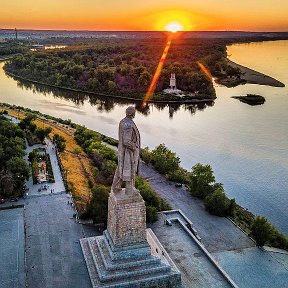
[{"x1": 227, "y1": 59, "x2": 285, "y2": 87}]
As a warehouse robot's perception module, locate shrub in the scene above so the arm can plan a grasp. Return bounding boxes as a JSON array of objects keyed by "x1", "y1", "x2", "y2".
[
  {"x1": 205, "y1": 188, "x2": 235, "y2": 216},
  {"x1": 85, "y1": 184, "x2": 110, "y2": 224},
  {"x1": 250, "y1": 216, "x2": 273, "y2": 246},
  {"x1": 141, "y1": 147, "x2": 152, "y2": 164},
  {"x1": 167, "y1": 168, "x2": 189, "y2": 184},
  {"x1": 189, "y1": 163, "x2": 216, "y2": 199},
  {"x1": 270, "y1": 230, "x2": 288, "y2": 250},
  {"x1": 136, "y1": 176, "x2": 171, "y2": 213},
  {"x1": 53, "y1": 134, "x2": 66, "y2": 152},
  {"x1": 146, "y1": 206, "x2": 158, "y2": 223},
  {"x1": 150, "y1": 144, "x2": 180, "y2": 175}
]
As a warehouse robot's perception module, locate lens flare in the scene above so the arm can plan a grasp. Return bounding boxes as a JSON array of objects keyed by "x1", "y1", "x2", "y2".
[
  {"x1": 197, "y1": 61, "x2": 213, "y2": 81},
  {"x1": 142, "y1": 34, "x2": 173, "y2": 107}
]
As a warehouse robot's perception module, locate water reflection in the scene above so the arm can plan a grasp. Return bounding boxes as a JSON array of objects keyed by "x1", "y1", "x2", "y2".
[{"x1": 7, "y1": 72, "x2": 213, "y2": 118}]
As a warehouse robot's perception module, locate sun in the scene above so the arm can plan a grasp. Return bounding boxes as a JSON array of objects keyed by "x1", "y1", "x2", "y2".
[{"x1": 165, "y1": 21, "x2": 183, "y2": 33}]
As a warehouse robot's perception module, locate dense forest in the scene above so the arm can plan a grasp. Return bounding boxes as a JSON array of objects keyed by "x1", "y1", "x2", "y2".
[
  {"x1": 4, "y1": 38, "x2": 231, "y2": 100},
  {"x1": 0, "y1": 114, "x2": 30, "y2": 198}
]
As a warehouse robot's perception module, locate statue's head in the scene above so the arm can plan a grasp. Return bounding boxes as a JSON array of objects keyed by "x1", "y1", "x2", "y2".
[{"x1": 126, "y1": 106, "x2": 136, "y2": 119}]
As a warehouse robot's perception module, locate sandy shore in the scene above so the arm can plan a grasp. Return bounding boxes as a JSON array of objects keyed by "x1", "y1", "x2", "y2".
[{"x1": 227, "y1": 59, "x2": 285, "y2": 87}]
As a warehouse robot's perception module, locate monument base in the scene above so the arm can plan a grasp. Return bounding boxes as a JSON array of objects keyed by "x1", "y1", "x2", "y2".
[
  {"x1": 80, "y1": 229, "x2": 182, "y2": 288},
  {"x1": 80, "y1": 190, "x2": 181, "y2": 287}
]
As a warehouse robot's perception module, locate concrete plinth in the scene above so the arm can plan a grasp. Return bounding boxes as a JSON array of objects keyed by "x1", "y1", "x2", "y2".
[
  {"x1": 80, "y1": 191, "x2": 182, "y2": 288},
  {"x1": 107, "y1": 190, "x2": 147, "y2": 247}
]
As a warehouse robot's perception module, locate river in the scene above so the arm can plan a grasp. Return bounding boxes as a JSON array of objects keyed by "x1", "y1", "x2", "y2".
[{"x1": 1, "y1": 40, "x2": 287, "y2": 234}]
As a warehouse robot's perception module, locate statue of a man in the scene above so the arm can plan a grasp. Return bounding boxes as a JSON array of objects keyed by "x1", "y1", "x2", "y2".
[{"x1": 111, "y1": 106, "x2": 140, "y2": 195}]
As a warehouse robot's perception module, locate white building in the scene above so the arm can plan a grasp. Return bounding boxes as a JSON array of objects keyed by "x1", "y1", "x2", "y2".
[
  {"x1": 170, "y1": 73, "x2": 176, "y2": 89},
  {"x1": 163, "y1": 73, "x2": 185, "y2": 97}
]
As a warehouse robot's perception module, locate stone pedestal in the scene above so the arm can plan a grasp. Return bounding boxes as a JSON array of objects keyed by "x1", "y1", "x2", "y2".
[
  {"x1": 107, "y1": 191, "x2": 147, "y2": 247},
  {"x1": 80, "y1": 190, "x2": 182, "y2": 288}
]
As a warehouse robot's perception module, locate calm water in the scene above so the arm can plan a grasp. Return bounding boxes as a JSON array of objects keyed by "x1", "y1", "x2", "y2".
[{"x1": 1, "y1": 40, "x2": 287, "y2": 234}]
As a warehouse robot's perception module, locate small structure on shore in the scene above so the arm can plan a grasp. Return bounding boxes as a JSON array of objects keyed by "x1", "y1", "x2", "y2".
[{"x1": 163, "y1": 73, "x2": 185, "y2": 97}]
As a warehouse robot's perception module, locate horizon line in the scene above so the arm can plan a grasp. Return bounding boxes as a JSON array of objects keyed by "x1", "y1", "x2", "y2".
[{"x1": 1, "y1": 28, "x2": 288, "y2": 33}]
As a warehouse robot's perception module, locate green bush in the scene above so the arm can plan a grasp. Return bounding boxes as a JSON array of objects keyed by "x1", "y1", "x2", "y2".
[
  {"x1": 167, "y1": 168, "x2": 189, "y2": 184},
  {"x1": 141, "y1": 147, "x2": 152, "y2": 164},
  {"x1": 146, "y1": 206, "x2": 158, "y2": 223},
  {"x1": 53, "y1": 134, "x2": 66, "y2": 152},
  {"x1": 136, "y1": 176, "x2": 171, "y2": 215},
  {"x1": 270, "y1": 230, "x2": 288, "y2": 250},
  {"x1": 250, "y1": 216, "x2": 273, "y2": 246},
  {"x1": 205, "y1": 188, "x2": 235, "y2": 217},
  {"x1": 85, "y1": 184, "x2": 110, "y2": 224},
  {"x1": 189, "y1": 163, "x2": 216, "y2": 199},
  {"x1": 150, "y1": 144, "x2": 180, "y2": 175}
]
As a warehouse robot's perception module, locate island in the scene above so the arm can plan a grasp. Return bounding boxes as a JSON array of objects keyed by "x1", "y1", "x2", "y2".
[{"x1": 232, "y1": 94, "x2": 266, "y2": 105}]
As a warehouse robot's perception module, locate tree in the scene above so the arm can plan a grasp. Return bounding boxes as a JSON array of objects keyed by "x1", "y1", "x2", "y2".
[
  {"x1": 35, "y1": 127, "x2": 52, "y2": 142},
  {"x1": 107, "y1": 80, "x2": 116, "y2": 92},
  {"x1": 53, "y1": 134, "x2": 66, "y2": 152},
  {"x1": 146, "y1": 206, "x2": 158, "y2": 223},
  {"x1": 150, "y1": 144, "x2": 180, "y2": 175},
  {"x1": 205, "y1": 188, "x2": 235, "y2": 216},
  {"x1": 141, "y1": 147, "x2": 152, "y2": 164},
  {"x1": 250, "y1": 216, "x2": 273, "y2": 246},
  {"x1": 189, "y1": 163, "x2": 215, "y2": 199},
  {"x1": 167, "y1": 168, "x2": 189, "y2": 184},
  {"x1": 86, "y1": 184, "x2": 110, "y2": 224}
]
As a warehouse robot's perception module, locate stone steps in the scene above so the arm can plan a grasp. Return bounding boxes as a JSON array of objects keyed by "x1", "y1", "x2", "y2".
[
  {"x1": 88, "y1": 236, "x2": 171, "y2": 282},
  {"x1": 81, "y1": 236, "x2": 181, "y2": 288},
  {"x1": 96, "y1": 237, "x2": 161, "y2": 271}
]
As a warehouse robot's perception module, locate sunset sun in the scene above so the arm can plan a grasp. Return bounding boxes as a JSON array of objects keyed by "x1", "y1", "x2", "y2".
[{"x1": 165, "y1": 21, "x2": 183, "y2": 32}]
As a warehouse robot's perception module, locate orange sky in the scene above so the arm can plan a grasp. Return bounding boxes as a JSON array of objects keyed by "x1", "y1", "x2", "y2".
[{"x1": 1, "y1": 0, "x2": 288, "y2": 31}]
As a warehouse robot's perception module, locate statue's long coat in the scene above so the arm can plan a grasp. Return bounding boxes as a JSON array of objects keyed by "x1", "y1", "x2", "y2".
[{"x1": 117, "y1": 117, "x2": 140, "y2": 181}]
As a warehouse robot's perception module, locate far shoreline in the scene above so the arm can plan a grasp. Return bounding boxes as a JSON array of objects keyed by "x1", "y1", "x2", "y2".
[{"x1": 226, "y1": 59, "x2": 285, "y2": 87}]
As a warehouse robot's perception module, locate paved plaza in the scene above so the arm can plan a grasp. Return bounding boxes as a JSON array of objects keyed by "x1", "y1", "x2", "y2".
[
  {"x1": 24, "y1": 193, "x2": 92, "y2": 288},
  {"x1": 150, "y1": 213, "x2": 233, "y2": 288},
  {"x1": 0, "y1": 208, "x2": 25, "y2": 288}
]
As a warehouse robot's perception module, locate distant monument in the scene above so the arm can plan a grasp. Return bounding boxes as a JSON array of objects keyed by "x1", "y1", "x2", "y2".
[
  {"x1": 80, "y1": 106, "x2": 181, "y2": 288},
  {"x1": 170, "y1": 73, "x2": 176, "y2": 90},
  {"x1": 163, "y1": 74, "x2": 185, "y2": 97}
]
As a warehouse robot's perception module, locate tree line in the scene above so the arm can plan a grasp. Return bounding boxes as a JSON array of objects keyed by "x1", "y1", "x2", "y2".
[{"x1": 0, "y1": 113, "x2": 30, "y2": 198}]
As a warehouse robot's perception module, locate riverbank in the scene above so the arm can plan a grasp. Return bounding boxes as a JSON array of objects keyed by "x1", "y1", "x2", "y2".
[
  {"x1": 4, "y1": 69, "x2": 214, "y2": 105},
  {"x1": 227, "y1": 59, "x2": 285, "y2": 87}
]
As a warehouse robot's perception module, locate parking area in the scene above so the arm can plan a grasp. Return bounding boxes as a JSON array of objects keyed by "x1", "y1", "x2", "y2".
[{"x1": 0, "y1": 208, "x2": 25, "y2": 288}]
